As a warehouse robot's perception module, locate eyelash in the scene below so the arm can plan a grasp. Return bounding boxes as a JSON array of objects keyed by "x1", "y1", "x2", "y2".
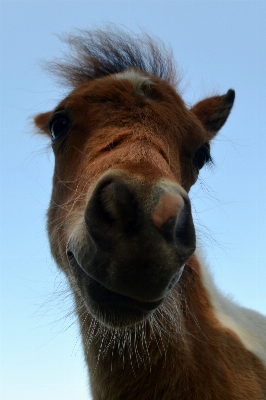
[{"x1": 193, "y1": 143, "x2": 213, "y2": 171}]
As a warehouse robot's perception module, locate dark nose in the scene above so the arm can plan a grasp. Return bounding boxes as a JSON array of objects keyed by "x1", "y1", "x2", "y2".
[
  {"x1": 85, "y1": 176, "x2": 188, "y2": 248},
  {"x1": 83, "y1": 174, "x2": 195, "y2": 302},
  {"x1": 84, "y1": 176, "x2": 142, "y2": 250}
]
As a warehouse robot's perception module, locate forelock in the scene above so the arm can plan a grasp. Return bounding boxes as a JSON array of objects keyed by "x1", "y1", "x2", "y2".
[{"x1": 46, "y1": 26, "x2": 178, "y2": 89}]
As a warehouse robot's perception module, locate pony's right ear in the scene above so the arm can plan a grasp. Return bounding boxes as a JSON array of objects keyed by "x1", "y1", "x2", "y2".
[{"x1": 34, "y1": 111, "x2": 52, "y2": 136}]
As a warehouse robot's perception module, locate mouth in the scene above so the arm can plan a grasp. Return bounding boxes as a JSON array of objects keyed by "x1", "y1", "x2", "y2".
[{"x1": 67, "y1": 250, "x2": 164, "y2": 327}]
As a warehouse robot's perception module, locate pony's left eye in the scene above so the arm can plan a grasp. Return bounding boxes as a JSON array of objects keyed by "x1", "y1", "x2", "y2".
[
  {"x1": 49, "y1": 112, "x2": 70, "y2": 141},
  {"x1": 193, "y1": 143, "x2": 212, "y2": 171}
]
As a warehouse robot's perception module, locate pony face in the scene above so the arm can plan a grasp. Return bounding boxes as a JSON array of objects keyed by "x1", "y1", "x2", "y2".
[{"x1": 35, "y1": 33, "x2": 234, "y2": 328}]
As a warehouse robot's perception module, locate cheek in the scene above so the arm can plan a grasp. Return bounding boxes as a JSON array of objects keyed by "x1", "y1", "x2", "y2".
[{"x1": 47, "y1": 177, "x2": 87, "y2": 262}]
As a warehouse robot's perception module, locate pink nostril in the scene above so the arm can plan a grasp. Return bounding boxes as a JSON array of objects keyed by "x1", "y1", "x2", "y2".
[{"x1": 152, "y1": 193, "x2": 184, "y2": 228}]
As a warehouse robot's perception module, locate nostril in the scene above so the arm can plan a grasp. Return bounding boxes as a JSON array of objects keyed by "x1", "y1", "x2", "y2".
[
  {"x1": 152, "y1": 193, "x2": 184, "y2": 228},
  {"x1": 100, "y1": 180, "x2": 135, "y2": 222},
  {"x1": 151, "y1": 192, "x2": 196, "y2": 249},
  {"x1": 85, "y1": 177, "x2": 140, "y2": 240}
]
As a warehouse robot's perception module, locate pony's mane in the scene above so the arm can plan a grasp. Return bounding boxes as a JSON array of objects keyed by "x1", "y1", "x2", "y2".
[{"x1": 47, "y1": 27, "x2": 178, "y2": 89}]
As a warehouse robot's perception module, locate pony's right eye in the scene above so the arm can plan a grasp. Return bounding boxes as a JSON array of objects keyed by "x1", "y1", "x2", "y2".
[{"x1": 49, "y1": 112, "x2": 70, "y2": 141}]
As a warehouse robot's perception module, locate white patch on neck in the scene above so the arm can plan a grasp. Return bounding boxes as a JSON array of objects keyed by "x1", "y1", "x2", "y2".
[
  {"x1": 198, "y1": 252, "x2": 266, "y2": 367},
  {"x1": 113, "y1": 70, "x2": 153, "y2": 91}
]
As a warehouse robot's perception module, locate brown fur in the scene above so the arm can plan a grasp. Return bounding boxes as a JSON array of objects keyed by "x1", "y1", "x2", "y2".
[
  {"x1": 81, "y1": 256, "x2": 266, "y2": 400},
  {"x1": 34, "y1": 28, "x2": 266, "y2": 399}
]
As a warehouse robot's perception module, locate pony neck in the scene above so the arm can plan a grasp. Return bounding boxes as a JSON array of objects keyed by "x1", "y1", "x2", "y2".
[{"x1": 77, "y1": 253, "x2": 266, "y2": 399}]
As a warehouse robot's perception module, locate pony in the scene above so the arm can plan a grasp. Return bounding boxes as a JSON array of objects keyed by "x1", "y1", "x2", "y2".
[{"x1": 34, "y1": 28, "x2": 266, "y2": 399}]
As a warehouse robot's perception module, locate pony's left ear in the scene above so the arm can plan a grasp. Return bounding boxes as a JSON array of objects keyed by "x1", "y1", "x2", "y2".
[
  {"x1": 191, "y1": 89, "x2": 235, "y2": 139},
  {"x1": 34, "y1": 111, "x2": 52, "y2": 136}
]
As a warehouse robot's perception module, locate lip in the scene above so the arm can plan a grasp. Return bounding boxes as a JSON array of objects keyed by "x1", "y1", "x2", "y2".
[
  {"x1": 168, "y1": 265, "x2": 184, "y2": 289},
  {"x1": 67, "y1": 250, "x2": 163, "y2": 313}
]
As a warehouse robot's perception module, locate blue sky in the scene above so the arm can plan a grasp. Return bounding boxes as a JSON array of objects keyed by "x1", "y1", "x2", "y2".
[{"x1": 1, "y1": 1, "x2": 266, "y2": 399}]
